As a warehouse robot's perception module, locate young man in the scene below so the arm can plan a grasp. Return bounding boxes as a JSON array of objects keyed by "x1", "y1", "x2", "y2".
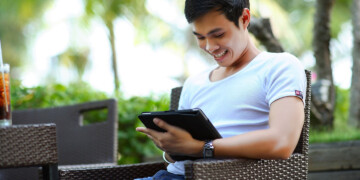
[{"x1": 136, "y1": 0, "x2": 306, "y2": 179}]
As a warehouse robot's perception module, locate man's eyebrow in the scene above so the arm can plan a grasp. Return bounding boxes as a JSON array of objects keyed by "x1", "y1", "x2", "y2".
[
  {"x1": 193, "y1": 28, "x2": 223, "y2": 37},
  {"x1": 193, "y1": 31, "x2": 202, "y2": 36}
]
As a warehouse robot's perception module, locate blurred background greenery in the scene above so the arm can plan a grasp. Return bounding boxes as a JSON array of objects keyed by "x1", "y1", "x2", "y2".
[{"x1": 1, "y1": 0, "x2": 359, "y2": 164}]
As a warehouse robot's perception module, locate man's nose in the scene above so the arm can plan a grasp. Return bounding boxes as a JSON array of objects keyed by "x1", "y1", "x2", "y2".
[{"x1": 206, "y1": 40, "x2": 219, "y2": 53}]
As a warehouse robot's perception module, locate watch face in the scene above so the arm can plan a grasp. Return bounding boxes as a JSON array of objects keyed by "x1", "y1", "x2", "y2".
[
  {"x1": 205, "y1": 149, "x2": 213, "y2": 157},
  {"x1": 204, "y1": 141, "x2": 214, "y2": 158}
]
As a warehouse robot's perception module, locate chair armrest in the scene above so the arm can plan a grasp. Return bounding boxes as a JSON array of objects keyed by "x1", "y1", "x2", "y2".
[
  {"x1": 58, "y1": 162, "x2": 166, "y2": 179},
  {"x1": 185, "y1": 154, "x2": 308, "y2": 179},
  {"x1": 59, "y1": 163, "x2": 117, "y2": 170}
]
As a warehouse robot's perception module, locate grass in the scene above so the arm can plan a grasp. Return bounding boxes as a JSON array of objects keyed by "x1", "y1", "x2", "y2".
[
  {"x1": 309, "y1": 87, "x2": 360, "y2": 144},
  {"x1": 309, "y1": 118, "x2": 360, "y2": 144}
]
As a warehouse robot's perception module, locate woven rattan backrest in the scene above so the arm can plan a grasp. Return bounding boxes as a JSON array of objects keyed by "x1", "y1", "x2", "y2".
[
  {"x1": 12, "y1": 99, "x2": 118, "y2": 165},
  {"x1": 0, "y1": 124, "x2": 58, "y2": 168},
  {"x1": 293, "y1": 70, "x2": 311, "y2": 155},
  {"x1": 169, "y1": 70, "x2": 311, "y2": 156},
  {"x1": 170, "y1": 87, "x2": 182, "y2": 110}
]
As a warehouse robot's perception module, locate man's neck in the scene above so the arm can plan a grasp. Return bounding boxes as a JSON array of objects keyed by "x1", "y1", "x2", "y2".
[{"x1": 225, "y1": 42, "x2": 261, "y2": 73}]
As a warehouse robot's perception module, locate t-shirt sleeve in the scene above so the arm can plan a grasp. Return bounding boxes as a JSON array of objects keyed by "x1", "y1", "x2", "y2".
[{"x1": 265, "y1": 53, "x2": 307, "y2": 105}]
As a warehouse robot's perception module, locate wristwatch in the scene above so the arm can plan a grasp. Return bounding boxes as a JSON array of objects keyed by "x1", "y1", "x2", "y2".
[{"x1": 203, "y1": 140, "x2": 214, "y2": 158}]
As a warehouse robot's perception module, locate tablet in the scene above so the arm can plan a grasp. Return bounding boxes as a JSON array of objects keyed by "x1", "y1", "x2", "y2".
[{"x1": 138, "y1": 108, "x2": 222, "y2": 161}]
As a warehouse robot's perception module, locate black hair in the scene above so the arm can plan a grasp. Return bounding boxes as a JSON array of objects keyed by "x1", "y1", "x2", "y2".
[{"x1": 184, "y1": 0, "x2": 250, "y2": 27}]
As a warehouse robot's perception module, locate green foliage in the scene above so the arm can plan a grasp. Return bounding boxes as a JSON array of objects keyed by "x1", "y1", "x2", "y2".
[
  {"x1": 0, "y1": 0, "x2": 52, "y2": 68},
  {"x1": 334, "y1": 86, "x2": 350, "y2": 123},
  {"x1": 310, "y1": 86, "x2": 360, "y2": 143},
  {"x1": 11, "y1": 80, "x2": 108, "y2": 109},
  {"x1": 82, "y1": 108, "x2": 109, "y2": 125},
  {"x1": 11, "y1": 80, "x2": 169, "y2": 164},
  {"x1": 117, "y1": 95, "x2": 169, "y2": 164}
]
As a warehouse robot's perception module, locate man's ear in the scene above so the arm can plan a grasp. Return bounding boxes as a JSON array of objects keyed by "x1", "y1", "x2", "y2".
[{"x1": 238, "y1": 8, "x2": 250, "y2": 29}]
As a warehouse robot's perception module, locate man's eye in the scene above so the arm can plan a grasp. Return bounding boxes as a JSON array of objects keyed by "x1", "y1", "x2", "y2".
[
  {"x1": 215, "y1": 33, "x2": 224, "y2": 38},
  {"x1": 197, "y1": 36, "x2": 205, "y2": 40}
]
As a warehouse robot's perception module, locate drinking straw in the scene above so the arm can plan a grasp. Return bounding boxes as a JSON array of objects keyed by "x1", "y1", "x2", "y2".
[{"x1": 0, "y1": 40, "x2": 9, "y2": 112}]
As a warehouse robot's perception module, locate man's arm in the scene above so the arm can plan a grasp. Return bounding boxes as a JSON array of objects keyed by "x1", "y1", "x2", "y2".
[
  {"x1": 212, "y1": 96, "x2": 304, "y2": 159},
  {"x1": 136, "y1": 96, "x2": 304, "y2": 159}
]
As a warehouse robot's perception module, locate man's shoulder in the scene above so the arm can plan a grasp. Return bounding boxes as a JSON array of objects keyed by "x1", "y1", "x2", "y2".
[
  {"x1": 262, "y1": 52, "x2": 298, "y2": 62},
  {"x1": 260, "y1": 52, "x2": 303, "y2": 70}
]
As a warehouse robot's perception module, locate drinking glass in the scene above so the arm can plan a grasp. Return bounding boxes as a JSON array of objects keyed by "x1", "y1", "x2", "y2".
[{"x1": 0, "y1": 64, "x2": 11, "y2": 126}]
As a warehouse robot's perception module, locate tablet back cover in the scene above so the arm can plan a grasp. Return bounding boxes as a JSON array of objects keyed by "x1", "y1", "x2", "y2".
[{"x1": 138, "y1": 109, "x2": 221, "y2": 161}]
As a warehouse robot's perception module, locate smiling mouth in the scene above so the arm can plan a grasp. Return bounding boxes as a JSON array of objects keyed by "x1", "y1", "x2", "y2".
[{"x1": 213, "y1": 50, "x2": 228, "y2": 58}]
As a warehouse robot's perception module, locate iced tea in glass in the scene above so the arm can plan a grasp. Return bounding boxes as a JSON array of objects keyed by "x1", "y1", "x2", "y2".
[{"x1": 0, "y1": 64, "x2": 11, "y2": 126}]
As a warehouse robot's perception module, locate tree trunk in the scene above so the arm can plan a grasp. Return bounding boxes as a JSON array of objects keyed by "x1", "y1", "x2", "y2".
[
  {"x1": 106, "y1": 20, "x2": 120, "y2": 91},
  {"x1": 349, "y1": 0, "x2": 360, "y2": 128},
  {"x1": 311, "y1": 0, "x2": 336, "y2": 128},
  {"x1": 249, "y1": 18, "x2": 284, "y2": 53}
]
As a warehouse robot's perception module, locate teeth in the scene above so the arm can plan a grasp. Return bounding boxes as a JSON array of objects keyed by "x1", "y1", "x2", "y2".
[{"x1": 214, "y1": 50, "x2": 227, "y2": 58}]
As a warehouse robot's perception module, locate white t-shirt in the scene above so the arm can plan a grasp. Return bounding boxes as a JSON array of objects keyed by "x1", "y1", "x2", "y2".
[{"x1": 167, "y1": 51, "x2": 307, "y2": 175}]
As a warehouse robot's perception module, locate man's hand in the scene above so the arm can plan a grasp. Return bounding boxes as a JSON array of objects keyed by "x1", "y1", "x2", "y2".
[{"x1": 136, "y1": 118, "x2": 204, "y2": 156}]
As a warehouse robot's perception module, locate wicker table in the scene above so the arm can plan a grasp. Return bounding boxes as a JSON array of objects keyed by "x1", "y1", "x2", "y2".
[{"x1": 0, "y1": 123, "x2": 59, "y2": 180}]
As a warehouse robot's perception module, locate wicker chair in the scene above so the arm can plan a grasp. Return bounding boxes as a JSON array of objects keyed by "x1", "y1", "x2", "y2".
[
  {"x1": 59, "y1": 70, "x2": 311, "y2": 179},
  {"x1": 0, "y1": 123, "x2": 58, "y2": 180},
  {"x1": 0, "y1": 99, "x2": 118, "y2": 180}
]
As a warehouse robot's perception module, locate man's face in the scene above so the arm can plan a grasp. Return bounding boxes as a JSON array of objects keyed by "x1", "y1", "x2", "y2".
[{"x1": 191, "y1": 9, "x2": 249, "y2": 67}]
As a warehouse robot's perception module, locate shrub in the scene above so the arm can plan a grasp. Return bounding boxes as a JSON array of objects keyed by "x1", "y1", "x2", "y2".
[{"x1": 11, "y1": 80, "x2": 169, "y2": 164}]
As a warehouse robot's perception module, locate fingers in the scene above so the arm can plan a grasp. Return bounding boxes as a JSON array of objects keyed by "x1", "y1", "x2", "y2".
[
  {"x1": 136, "y1": 124, "x2": 164, "y2": 138},
  {"x1": 136, "y1": 118, "x2": 195, "y2": 155},
  {"x1": 153, "y1": 118, "x2": 176, "y2": 132},
  {"x1": 135, "y1": 127, "x2": 147, "y2": 133},
  {"x1": 136, "y1": 127, "x2": 164, "y2": 150},
  {"x1": 136, "y1": 127, "x2": 153, "y2": 137},
  {"x1": 136, "y1": 119, "x2": 173, "y2": 151}
]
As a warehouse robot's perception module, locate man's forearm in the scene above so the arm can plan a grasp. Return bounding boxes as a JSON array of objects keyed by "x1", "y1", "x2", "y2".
[{"x1": 212, "y1": 129, "x2": 296, "y2": 159}]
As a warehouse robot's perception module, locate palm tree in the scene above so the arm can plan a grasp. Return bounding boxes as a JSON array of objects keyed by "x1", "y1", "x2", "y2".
[
  {"x1": 82, "y1": 0, "x2": 149, "y2": 91},
  {"x1": 53, "y1": 47, "x2": 90, "y2": 82}
]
